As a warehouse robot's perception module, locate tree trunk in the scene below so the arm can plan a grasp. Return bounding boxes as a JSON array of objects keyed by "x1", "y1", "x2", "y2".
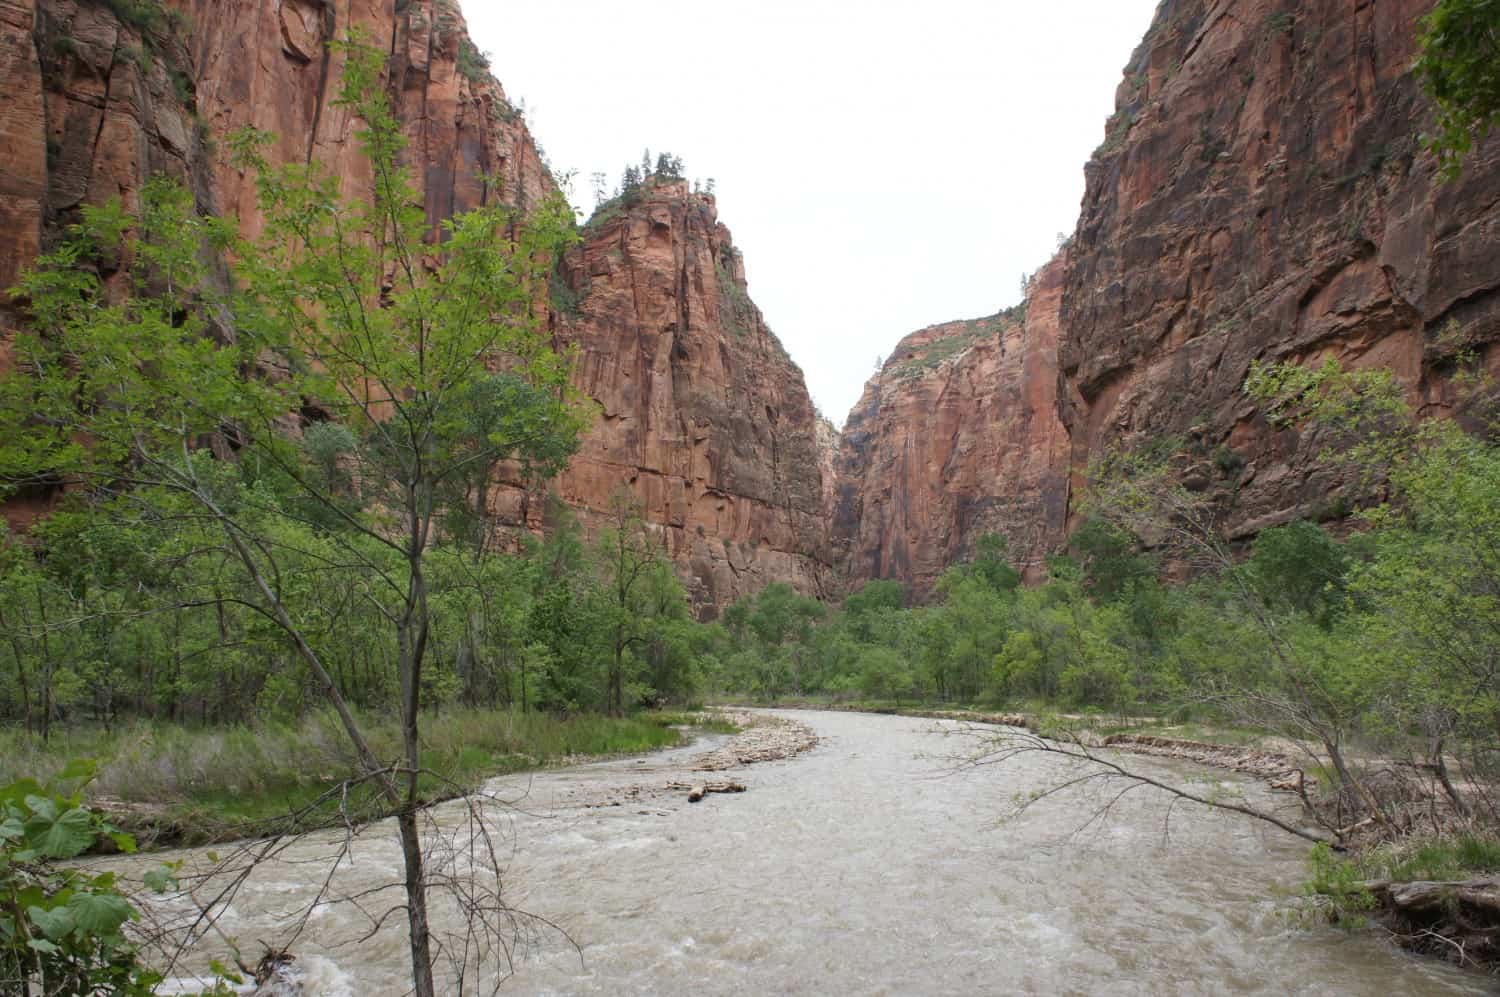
[
  {"x1": 34, "y1": 587, "x2": 52, "y2": 744},
  {"x1": 1325, "y1": 736, "x2": 1394, "y2": 835},
  {"x1": 1431, "y1": 737, "x2": 1473, "y2": 821},
  {"x1": 0, "y1": 605, "x2": 33, "y2": 736},
  {"x1": 610, "y1": 633, "x2": 624, "y2": 716},
  {"x1": 398, "y1": 809, "x2": 437, "y2": 997},
  {"x1": 396, "y1": 490, "x2": 436, "y2": 995}
]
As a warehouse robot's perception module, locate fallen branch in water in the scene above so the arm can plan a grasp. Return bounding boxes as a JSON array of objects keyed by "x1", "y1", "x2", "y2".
[
  {"x1": 1362, "y1": 877, "x2": 1500, "y2": 968},
  {"x1": 954, "y1": 726, "x2": 1342, "y2": 849}
]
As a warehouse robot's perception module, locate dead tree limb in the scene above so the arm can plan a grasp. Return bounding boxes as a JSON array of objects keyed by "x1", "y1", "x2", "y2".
[{"x1": 954, "y1": 726, "x2": 1342, "y2": 849}]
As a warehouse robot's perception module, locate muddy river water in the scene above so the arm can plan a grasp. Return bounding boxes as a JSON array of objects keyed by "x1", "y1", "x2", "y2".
[{"x1": 125, "y1": 710, "x2": 1488, "y2": 995}]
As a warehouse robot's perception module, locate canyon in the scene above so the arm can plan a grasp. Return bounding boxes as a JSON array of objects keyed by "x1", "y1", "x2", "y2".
[
  {"x1": 0, "y1": 0, "x2": 833, "y2": 614},
  {"x1": 2, "y1": 0, "x2": 1499, "y2": 606},
  {"x1": 834, "y1": 0, "x2": 1500, "y2": 594}
]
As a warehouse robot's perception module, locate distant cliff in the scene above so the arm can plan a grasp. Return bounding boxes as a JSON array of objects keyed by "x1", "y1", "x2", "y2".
[
  {"x1": 833, "y1": 264, "x2": 1069, "y2": 593},
  {"x1": 838, "y1": 0, "x2": 1500, "y2": 595}
]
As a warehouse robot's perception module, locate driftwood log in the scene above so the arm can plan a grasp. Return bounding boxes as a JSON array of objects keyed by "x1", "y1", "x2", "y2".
[
  {"x1": 668, "y1": 780, "x2": 746, "y2": 802},
  {"x1": 1364, "y1": 877, "x2": 1500, "y2": 967}
]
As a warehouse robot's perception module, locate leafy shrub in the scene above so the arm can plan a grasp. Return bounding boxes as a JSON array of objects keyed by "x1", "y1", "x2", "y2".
[
  {"x1": 0, "y1": 766, "x2": 176, "y2": 994},
  {"x1": 1303, "y1": 842, "x2": 1377, "y2": 927},
  {"x1": 456, "y1": 38, "x2": 489, "y2": 83},
  {"x1": 105, "y1": 0, "x2": 166, "y2": 34}
]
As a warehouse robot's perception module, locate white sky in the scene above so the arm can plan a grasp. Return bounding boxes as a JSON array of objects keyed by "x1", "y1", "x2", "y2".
[{"x1": 466, "y1": 1, "x2": 1161, "y2": 426}]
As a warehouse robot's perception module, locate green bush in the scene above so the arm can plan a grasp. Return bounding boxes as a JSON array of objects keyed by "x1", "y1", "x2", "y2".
[
  {"x1": 1303, "y1": 842, "x2": 1377, "y2": 927},
  {"x1": 105, "y1": 0, "x2": 166, "y2": 34},
  {"x1": 0, "y1": 766, "x2": 184, "y2": 994}
]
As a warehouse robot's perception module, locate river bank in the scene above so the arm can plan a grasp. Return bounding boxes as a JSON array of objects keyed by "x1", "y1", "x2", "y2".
[{"x1": 0, "y1": 708, "x2": 741, "y2": 849}]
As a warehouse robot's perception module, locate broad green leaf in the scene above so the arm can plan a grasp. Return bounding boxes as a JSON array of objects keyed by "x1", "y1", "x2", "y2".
[
  {"x1": 23, "y1": 804, "x2": 96, "y2": 859},
  {"x1": 66, "y1": 891, "x2": 134, "y2": 935},
  {"x1": 26, "y1": 905, "x2": 75, "y2": 941},
  {"x1": 57, "y1": 759, "x2": 99, "y2": 784},
  {"x1": 0, "y1": 779, "x2": 44, "y2": 808},
  {"x1": 143, "y1": 866, "x2": 178, "y2": 893},
  {"x1": 22, "y1": 795, "x2": 56, "y2": 822}
]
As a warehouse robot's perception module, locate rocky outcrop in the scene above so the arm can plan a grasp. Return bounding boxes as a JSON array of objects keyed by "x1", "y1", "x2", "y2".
[
  {"x1": 1059, "y1": 0, "x2": 1500, "y2": 540},
  {"x1": 833, "y1": 261, "x2": 1071, "y2": 595},
  {"x1": 0, "y1": 0, "x2": 46, "y2": 323},
  {"x1": 839, "y1": 0, "x2": 1500, "y2": 593},
  {"x1": 19, "y1": 0, "x2": 550, "y2": 257},
  {"x1": 0, "y1": 0, "x2": 832, "y2": 611},
  {"x1": 2, "y1": 0, "x2": 550, "y2": 524},
  {"x1": 537, "y1": 181, "x2": 834, "y2": 615}
]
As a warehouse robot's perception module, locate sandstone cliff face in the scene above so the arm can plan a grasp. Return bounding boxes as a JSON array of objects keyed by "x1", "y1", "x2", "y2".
[
  {"x1": 1, "y1": 0, "x2": 552, "y2": 525},
  {"x1": 833, "y1": 262, "x2": 1070, "y2": 595},
  {"x1": 538, "y1": 181, "x2": 833, "y2": 616},
  {"x1": 1060, "y1": 0, "x2": 1500, "y2": 539},
  {"x1": 0, "y1": 0, "x2": 832, "y2": 611},
  {"x1": 839, "y1": 0, "x2": 1500, "y2": 594},
  {"x1": 15, "y1": 0, "x2": 550, "y2": 257}
]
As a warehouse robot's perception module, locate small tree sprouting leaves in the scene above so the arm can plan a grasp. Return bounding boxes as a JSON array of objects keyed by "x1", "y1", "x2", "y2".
[{"x1": 1416, "y1": 0, "x2": 1500, "y2": 179}]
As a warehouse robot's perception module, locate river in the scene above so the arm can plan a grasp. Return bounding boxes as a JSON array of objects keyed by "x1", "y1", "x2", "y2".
[{"x1": 121, "y1": 710, "x2": 1487, "y2": 995}]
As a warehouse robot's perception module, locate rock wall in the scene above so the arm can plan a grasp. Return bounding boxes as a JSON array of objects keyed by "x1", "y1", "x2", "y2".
[
  {"x1": 833, "y1": 261, "x2": 1071, "y2": 595},
  {"x1": 1060, "y1": 0, "x2": 1500, "y2": 540},
  {"x1": 19, "y1": 0, "x2": 550, "y2": 261},
  {"x1": 537, "y1": 181, "x2": 833, "y2": 616},
  {"x1": 838, "y1": 0, "x2": 1500, "y2": 594},
  {"x1": 0, "y1": 0, "x2": 833, "y2": 611}
]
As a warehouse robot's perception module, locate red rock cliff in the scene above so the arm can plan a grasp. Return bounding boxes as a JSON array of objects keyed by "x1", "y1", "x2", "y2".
[
  {"x1": 839, "y1": 0, "x2": 1500, "y2": 593},
  {"x1": 537, "y1": 180, "x2": 834, "y2": 616},
  {"x1": 0, "y1": 0, "x2": 833, "y2": 610},
  {"x1": 833, "y1": 260, "x2": 1071, "y2": 595},
  {"x1": 1060, "y1": 0, "x2": 1500, "y2": 539}
]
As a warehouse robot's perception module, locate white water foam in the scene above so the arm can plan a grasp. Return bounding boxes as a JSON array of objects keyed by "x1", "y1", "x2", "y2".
[{"x1": 157, "y1": 955, "x2": 353, "y2": 997}]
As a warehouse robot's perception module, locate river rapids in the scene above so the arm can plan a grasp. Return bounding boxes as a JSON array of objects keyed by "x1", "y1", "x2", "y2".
[{"x1": 112, "y1": 710, "x2": 1487, "y2": 995}]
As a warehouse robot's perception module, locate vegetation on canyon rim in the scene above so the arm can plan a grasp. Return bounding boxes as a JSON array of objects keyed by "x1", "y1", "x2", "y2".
[{"x1": 1, "y1": 0, "x2": 1500, "y2": 991}]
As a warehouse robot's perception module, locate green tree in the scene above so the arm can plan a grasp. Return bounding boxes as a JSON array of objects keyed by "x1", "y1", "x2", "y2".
[
  {"x1": 595, "y1": 490, "x2": 666, "y2": 714},
  {"x1": 944, "y1": 533, "x2": 1022, "y2": 593},
  {"x1": 1416, "y1": 0, "x2": 1500, "y2": 178},
  {"x1": 857, "y1": 645, "x2": 912, "y2": 702},
  {"x1": 0, "y1": 34, "x2": 582, "y2": 995},
  {"x1": 1069, "y1": 518, "x2": 1154, "y2": 602},
  {"x1": 1246, "y1": 520, "x2": 1352, "y2": 627},
  {"x1": 842, "y1": 580, "x2": 905, "y2": 643}
]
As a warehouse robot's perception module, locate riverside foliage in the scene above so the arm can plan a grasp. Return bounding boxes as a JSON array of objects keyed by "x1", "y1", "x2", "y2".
[
  {"x1": 709, "y1": 359, "x2": 1500, "y2": 845},
  {"x1": 0, "y1": 31, "x2": 707, "y2": 995}
]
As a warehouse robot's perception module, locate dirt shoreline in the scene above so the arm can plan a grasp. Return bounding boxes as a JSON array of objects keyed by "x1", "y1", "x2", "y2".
[{"x1": 89, "y1": 712, "x2": 820, "y2": 852}]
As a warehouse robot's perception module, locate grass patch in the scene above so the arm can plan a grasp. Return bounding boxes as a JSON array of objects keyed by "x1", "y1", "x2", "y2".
[
  {"x1": 0, "y1": 709, "x2": 687, "y2": 846},
  {"x1": 1346, "y1": 835, "x2": 1500, "y2": 882},
  {"x1": 1082, "y1": 718, "x2": 1273, "y2": 747},
  {"x1": 644, "y1": 710, "x2": 741, "y2": 735},
  {"x1": 1298, "y1": 836, "x2": 1500, "y2": 930}
]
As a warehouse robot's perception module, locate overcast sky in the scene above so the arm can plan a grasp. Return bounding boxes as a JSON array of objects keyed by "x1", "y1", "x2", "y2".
[{"x1": 466, "y1": 1, "x2": 1161, "y2": 426}]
